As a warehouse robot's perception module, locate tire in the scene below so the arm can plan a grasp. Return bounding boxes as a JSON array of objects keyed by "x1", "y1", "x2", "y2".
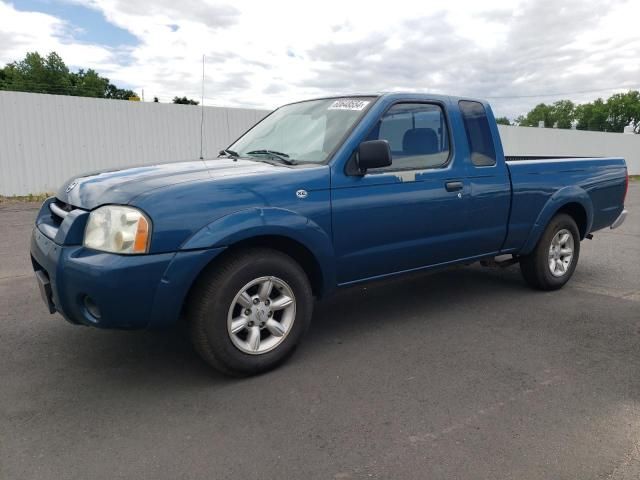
[
  {"x1": 519, "y1": 213, "x2": 581, "y2": 291},
  {"x1": 187, "y1": 248, "x2": 313, "y2": 377}
]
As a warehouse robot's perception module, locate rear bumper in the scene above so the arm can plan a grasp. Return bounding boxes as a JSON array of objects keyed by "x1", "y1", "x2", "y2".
[
  {"x1": 30, "y1": 227, "x2": 224, "y2": 329},
  {"x1": 611, "y1": 209, "x2": 628, "y2": 229}
]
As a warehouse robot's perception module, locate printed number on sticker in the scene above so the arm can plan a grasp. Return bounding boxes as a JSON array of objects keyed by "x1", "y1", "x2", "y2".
[{"x1": 328, "y1": 99, "x2": 370, "y2": 111}]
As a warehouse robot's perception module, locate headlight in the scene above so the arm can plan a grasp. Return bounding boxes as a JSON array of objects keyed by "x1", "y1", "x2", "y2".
[{"x1": 84, "y1": 206, "x2": 151, "y2": 254}]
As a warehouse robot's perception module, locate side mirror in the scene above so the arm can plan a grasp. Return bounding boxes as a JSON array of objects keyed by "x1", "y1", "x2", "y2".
[{"x1": 357, "y1": 140, "x2": 392, "y2": 173}]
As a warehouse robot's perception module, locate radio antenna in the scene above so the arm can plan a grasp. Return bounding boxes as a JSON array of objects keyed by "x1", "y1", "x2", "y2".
[{"x1": 199, "y1": 54, "x2": 205, "y2": 160}]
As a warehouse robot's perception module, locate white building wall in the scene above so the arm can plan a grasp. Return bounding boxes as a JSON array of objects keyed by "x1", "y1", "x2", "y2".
[
  {"x1": 498, "y1": 125, "x2": 640, "y2": 174},
  {"x1": 0, "y1": 91, "x2": 638, "y2": 196},
  {"x1": 0, "y1": 91, "x2": 268, "y2": 196}
]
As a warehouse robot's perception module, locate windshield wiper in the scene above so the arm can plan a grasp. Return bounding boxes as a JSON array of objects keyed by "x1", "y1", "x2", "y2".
[
  {"x1": 245, "y1": 149, "x2": 297, "y2": 165},
  {"x1": 218, "y1": 148, "x2": 239, "y2": 158}
]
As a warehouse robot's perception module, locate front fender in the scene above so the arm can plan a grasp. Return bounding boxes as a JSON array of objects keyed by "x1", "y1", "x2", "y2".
[
  {"x1": 521, "y1": 185, "x2": 594, "y2": 255},
  {"x1": 180, "y1": 207, "x2": 336, "y2": 295}
]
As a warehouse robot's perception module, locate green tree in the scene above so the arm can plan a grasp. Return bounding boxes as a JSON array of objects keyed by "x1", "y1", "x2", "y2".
[
  {"x1": 549, "y1": 100, "x2": 575, "y2": 129},
  {"x1": 516, "y1": 103, "x2": 554, "y2": 127},
  {"x1": 0, "y1": 51, "x2": 137, "y2": 101},
  {"x1": 516, "y1": 101, "x2": 576, "y2": 129},
  {"x1": 495, "y1": 116, "x2": 511, "y2": 125},
  {"x1": 43, "y1": 51, "x2": 72, "y2": 94},
  {"x1": 518, "y1": 91, "x2": 640, "y2": 133},
  {"x1": 105, "y1": 83, "x2": 137, "y2": 100},
  {"x1": 70, "y1": 69, "x2": 109, "y2": 97},
  {"x1": 173, "y1": 96, "x2": 199, "y2": 105},
  {"x1": 0, "y1": 52, "x2": 68, "y2": 94},
  {"x1": 605, "y1": 91, "x2": 640, "y2": 133},
  {"x1": 575, "y1": 99, "x2": 608, "y2": 132}
]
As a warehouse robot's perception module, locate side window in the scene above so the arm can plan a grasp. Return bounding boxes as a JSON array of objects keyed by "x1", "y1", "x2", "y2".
[
  {"x1": 367, "y1": 103, "x2": 450, "y2": 171},
  {"x1": 459, "y1": 100, "x2": 497, "y2": 166}
]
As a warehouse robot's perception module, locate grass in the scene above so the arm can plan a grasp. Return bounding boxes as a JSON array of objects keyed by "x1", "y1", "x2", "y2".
[
  {"x1": 629, "y1": 175, "x2": 640, "y2": 182},
  {"x1": 0, "y1": 193, "x2": 52, "y2": 204}
]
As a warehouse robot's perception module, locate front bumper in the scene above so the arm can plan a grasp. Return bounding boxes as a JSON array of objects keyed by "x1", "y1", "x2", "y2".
[
  {"x1": 30, "y1": 226, "x2": 224, "y2": 330},
  {"x1": 31, "y1": 227, "x2": 174, "y2": 328}
]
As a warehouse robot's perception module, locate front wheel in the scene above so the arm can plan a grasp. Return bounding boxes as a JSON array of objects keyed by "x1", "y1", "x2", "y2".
[
  {"x1": 519, "y1": 213, "x2": 581, "y2": 291},
  {"x1": 188, "y1": 248, "x2": 313, "y2": 376}
]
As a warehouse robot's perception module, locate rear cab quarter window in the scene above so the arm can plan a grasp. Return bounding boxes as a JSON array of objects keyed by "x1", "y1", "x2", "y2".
[{"x1": 458, "y1": 100, "x2": 497, "y2": 167}]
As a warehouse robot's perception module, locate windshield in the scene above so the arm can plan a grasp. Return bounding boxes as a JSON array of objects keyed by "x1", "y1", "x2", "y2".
[{"x1": 228, "y1": 97, "x2": 375, "y2": 163}]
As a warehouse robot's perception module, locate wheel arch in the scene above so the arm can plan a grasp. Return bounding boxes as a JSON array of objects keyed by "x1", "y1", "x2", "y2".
[
  {"x1": 208, "y1": 235, "x2": 326, "y2": 297},
  {"x1": 180, "y1": 207, "x2": 336, "y2": 299},
  {"x1": 556, "y1": 202, "x2": 588, "y2": 239},
  {"x1": 520, "y1": 186, "x2": 593, "y2": 255}
]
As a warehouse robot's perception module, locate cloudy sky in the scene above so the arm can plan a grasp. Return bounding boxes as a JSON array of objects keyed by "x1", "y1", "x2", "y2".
[{"x1": 1, "y1": 0, "x2": 639, "y2": 118}]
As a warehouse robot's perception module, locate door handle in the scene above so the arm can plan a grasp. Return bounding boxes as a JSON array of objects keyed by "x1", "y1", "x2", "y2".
[{"x1": 445, "y1": 181, "x2": 463, "y2": 192}]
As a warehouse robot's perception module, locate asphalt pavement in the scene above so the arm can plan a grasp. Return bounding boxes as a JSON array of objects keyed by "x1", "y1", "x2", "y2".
[{"x1": 1, "y1": 185, "x2": 639, "y2": 480}]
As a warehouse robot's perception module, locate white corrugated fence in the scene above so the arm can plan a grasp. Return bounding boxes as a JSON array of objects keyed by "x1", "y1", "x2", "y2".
[
  {"x1": 498, "y1": 124, "x2": 640, "y2": 173},
  {"x1": 0, "y1": 91, "x2": 268, "y2": 196},
  {"x1": 0, "y1": 91, "x2": 638, "y2": 196}
]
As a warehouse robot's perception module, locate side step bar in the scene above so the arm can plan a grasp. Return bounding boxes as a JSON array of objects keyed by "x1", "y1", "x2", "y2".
[{"x1": 480, "y1": 256, "x2": 520, "y2": 268}]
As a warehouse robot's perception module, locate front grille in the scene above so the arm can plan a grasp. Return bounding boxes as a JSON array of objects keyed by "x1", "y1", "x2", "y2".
[{"x1": 49, "y1": 199, "x2": 77, "y2": 225}]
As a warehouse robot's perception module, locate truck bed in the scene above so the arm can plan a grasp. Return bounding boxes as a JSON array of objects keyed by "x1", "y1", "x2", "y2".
[
  {"x1": 505, "y1": 155, "x2": 592, "y2": 161},
  {"x1": 502, "y1": 156, "x2": 627, "y2": 253}
]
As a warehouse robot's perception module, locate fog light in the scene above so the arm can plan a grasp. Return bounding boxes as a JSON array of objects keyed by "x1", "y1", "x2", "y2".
[{"x1": 83, "y1": 296, "x2": 101, "y2": 319}]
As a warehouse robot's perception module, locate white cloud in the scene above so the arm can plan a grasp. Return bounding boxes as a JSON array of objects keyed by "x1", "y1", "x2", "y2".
[
  {"x1": 1, "y1": 0, "x2": 640, "y2": 118},
  {"x1": 0, "y1": 2, "x2": 118, "y2": 71}
]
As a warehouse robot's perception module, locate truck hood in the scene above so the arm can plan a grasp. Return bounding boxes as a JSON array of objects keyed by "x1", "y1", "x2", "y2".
[{"x1": 57, "y1": 159, "x2": 284, "y2": 209}]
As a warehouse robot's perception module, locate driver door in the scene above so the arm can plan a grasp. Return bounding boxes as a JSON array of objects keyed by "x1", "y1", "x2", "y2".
[{"x1": 330, "y1": 102, "x2": 469, "y2": 285}]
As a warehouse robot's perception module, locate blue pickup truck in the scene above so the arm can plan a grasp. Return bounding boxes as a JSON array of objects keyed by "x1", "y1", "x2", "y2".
[{"x1": 31, "y1": 93, "x2": 629, "y2": 375}]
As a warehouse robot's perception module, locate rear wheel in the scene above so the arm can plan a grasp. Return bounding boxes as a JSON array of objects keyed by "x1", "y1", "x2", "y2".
[
  {"x1": 519, "y1": 213, "x2": 581, "y2": 290},
  {"x1": 188, "y1": 248, "x2": 313, "y2": 376}
]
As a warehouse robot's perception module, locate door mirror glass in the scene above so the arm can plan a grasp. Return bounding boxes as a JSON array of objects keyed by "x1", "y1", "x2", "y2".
[{"x1": 357, "y1": 140, "x2": 392, "y2": 172}]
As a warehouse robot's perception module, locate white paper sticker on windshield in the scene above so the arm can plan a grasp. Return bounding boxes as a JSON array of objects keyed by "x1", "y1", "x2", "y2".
[{"x1": 328, "y1": 99, "x2": 370, "y2": 111}]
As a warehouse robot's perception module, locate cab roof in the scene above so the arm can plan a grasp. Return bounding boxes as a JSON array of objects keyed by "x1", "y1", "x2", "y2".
[{"x1": 285, "y1": 91, "x2": 489, "y2": 107}]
